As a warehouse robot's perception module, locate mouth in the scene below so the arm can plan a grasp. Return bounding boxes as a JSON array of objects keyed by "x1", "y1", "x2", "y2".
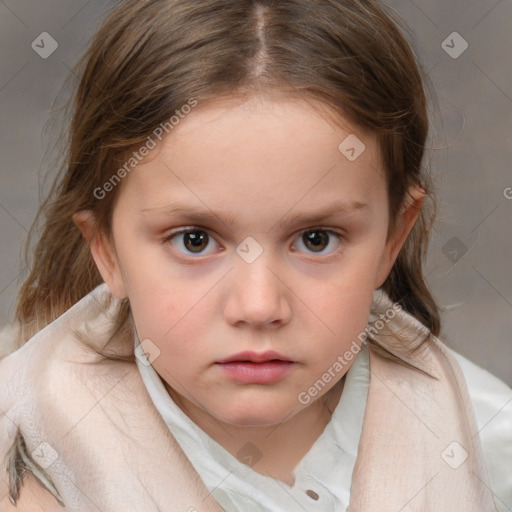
[
  {"x1": 216, "y1": 350, "x2": 293, "y2": 364},
  {"x1": 216, "y1": 351, "x2": 295, "y2": 384}
]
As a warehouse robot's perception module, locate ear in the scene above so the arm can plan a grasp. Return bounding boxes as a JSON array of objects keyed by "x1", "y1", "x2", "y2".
[
  {"x1": 72, "y1": 210, "x2": 128, "y2": 299},
  {"x1": 374, "y1": 184, "x2": 426, "y2": 289}
]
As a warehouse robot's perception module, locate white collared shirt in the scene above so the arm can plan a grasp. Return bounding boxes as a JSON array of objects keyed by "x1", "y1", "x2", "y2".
[{"x1": 135, "y1": 337, "x2": 512, "y2": 512}]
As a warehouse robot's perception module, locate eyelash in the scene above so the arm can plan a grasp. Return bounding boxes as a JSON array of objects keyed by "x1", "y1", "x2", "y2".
[{"x1": 160, "y1": 226, "x2": 345, "y2": 259}]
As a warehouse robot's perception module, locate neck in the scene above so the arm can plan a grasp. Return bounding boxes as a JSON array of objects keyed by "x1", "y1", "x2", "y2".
[{"x1": 164, "y1": 377, "x2": 345, "y2": 485}]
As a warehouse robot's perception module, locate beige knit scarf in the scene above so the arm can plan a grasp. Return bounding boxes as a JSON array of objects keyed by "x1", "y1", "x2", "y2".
[{"x1": 0, "y1": 284, "x2": 497, "y2": 511}]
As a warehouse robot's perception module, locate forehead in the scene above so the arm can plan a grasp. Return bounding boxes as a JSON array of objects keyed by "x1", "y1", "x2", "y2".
[{"x1": 117, "y1": 96, "x2": 386, "y2": 218}]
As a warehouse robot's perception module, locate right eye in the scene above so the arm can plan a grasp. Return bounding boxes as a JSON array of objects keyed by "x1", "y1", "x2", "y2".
[{"x1": 162, "y1": 228, "x2": 222, "y2": 256}]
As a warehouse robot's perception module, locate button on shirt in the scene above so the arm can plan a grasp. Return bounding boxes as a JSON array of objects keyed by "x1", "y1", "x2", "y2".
[{"x1": 135, "y1": 337, "x2": 512, "y2": 512}]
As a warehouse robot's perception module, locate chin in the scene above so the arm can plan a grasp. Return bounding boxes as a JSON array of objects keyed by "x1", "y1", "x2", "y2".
[
  {"x1": 218, "y1": 403, "x2": 299, "y2": 428},
  {"x1": 225, "y1": 416, "x2": 287, "y2": 428}
]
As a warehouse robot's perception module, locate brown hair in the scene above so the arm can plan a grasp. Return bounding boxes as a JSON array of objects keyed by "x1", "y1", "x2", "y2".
[{"x1": 11, "y1": 0, "x2": 440, "y2": 353}]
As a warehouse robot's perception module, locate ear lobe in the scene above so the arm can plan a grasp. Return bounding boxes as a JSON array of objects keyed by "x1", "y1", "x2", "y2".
[
  {"x1": 374, "y1": 185, "x2": 426, "y2": 289},
  {"x1": 72, "y1": 210, "x2": 128, "y2": 299}
]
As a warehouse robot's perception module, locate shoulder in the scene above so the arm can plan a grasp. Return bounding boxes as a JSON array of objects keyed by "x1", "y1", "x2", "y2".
[
  {"x1": 0, "y1": 338, "x2": 141, "y2": 509},
  {"x1": 0, "y1": 283, "x2": 135, "y2": 404},
  {"x1": 0, "y1": 284, "x2": 141, "y2": 507},
  {"x1": 0, "y1": 295, "x2": 140, "y2": 432},
  {"x1": 448, "y1": 348, "x2": 512, "y2": 512}
]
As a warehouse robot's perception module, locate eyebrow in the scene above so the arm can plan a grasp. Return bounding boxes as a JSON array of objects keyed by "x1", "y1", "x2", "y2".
[
  {"x1": 141, "y1": 200, "x2": 369, "y2": 228},
  {"x1": 280, "y1": 200, "x2": 369, "y2": 227}
]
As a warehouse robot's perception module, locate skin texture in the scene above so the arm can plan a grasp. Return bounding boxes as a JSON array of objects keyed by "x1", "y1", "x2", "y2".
[{"x1": 74, "y1": 96, "x2": 425, "y2": 483}]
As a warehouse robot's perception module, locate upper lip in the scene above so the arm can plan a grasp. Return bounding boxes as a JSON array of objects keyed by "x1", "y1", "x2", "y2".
[{"x1": 216, "y1": 350, "x2": 293, "y2": 364}]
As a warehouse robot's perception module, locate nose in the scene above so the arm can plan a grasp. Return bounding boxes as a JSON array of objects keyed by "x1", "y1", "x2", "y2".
[{"x1": 223, "y1": 254, "x2": 292, "y2": 329}]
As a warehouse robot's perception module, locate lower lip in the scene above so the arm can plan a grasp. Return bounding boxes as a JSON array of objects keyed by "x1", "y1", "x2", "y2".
[{"x1": 217, "y1": 361, "x2": 294, "y2": 384}]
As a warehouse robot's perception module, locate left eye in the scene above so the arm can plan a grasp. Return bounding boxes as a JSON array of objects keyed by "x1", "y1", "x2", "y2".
[{"x1": 292, "y1": 229, "x2": 342, "y2": 255}]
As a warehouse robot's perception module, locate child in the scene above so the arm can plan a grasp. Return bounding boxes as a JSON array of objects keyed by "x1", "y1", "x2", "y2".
[{"x1": 1, "y1": 0, "x2": 510, "y2": 510}]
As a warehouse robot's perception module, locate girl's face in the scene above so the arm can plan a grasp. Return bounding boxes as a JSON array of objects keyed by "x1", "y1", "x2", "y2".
[{"x1": 81, "y1": 96, "x2": 423, "y2": 427}]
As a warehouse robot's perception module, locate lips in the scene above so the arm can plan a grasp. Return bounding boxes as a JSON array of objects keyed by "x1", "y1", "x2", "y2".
[
  {"x1": 216, "y1": 351, "x2": 295, "y2": 384},
  {"x1": 216, "y1": 350, "x2": 293, "y2": 364}
]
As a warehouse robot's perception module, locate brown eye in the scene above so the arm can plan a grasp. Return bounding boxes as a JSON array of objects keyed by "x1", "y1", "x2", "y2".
[
  {"x1": 165, "y1": 228, "x2": 219, "y2": 256},
  {"x1": 183, "y1": 230, "x2": 209, "y2": 253},
  {"x1": 303, "y1": 230, "x2": 329, "y2": 252},
  {"x1": 293, "y1": 229, "x2": 342, "y2": 255}
]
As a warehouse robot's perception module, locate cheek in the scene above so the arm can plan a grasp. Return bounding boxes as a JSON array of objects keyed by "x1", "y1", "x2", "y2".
[
  {"x1": 312, "y1": 286, "x2": 374, "y2": 344},
  {"x1": 292, "y1": 253, "x2": 380, "y2": 353},
  {"x1": 132, "y1": 293, "x2": 206, "y2": 348},
  {"x1": 128, "y1": 281, "x2": 213, "y2": 363}
]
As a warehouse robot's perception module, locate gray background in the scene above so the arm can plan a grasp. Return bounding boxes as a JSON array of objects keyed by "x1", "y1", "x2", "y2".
[{"x1": 0, "y1": 1, "x2": 511, "y2": 386}]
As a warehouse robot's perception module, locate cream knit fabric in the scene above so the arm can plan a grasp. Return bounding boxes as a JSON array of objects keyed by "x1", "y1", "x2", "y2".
[{"x1": 0, "y1": 283, "x2": 506, "y2": 511}]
